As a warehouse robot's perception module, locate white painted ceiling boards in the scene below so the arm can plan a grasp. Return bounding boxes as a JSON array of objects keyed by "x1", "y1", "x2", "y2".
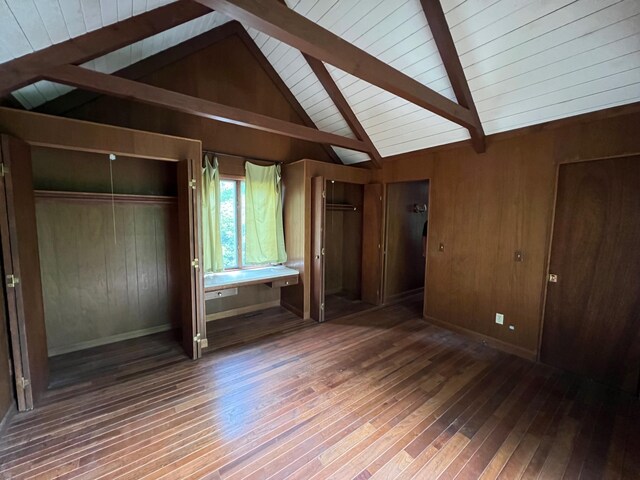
[{"x1": 2, "y1": 0, "x2": 639, "y2": 163}]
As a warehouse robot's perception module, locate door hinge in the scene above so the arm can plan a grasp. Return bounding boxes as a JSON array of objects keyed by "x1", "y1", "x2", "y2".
[
  {"x1": 320, "y1": 303, "x2": 324, "y2": 310},
  {"x1": 189, "y1": 179, "x2": 197, "y2": 189},
  {"x1": 322, "y1": 190, "x2": 326, "y2": 199},
  {"x1": 17, "y1": 376, "x2": 30, "y2": 390},
  {"x1": 0, "y1": 163, "x2": 8, "y2": 177},
  {"x1": 194, "y1": 333, "x2": 207, "y2": 348},
  {"x1": 191, "y1": 258, "x2": 199, "y2": 270},
  {"x1": 321, "y1": 247, "x2": 325, "y2": 256},
  {"x1": 6, "y1": 274, "x2": 19, "y2": 288}
]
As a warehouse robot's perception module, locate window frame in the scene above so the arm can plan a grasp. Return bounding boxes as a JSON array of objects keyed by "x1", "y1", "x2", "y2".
[{"x1": 219, "y1": 175, "x2": 243, "y2": 271}]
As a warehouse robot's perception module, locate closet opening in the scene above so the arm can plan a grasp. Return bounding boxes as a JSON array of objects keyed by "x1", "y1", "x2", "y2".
[
  {"x1": 32, "y1": 147, "x2": 183, "y2": 389},
  {"x1": 383, "y1": 180, "x2": 429, "y2": 312},
  {"x1": 323, "y1": 180, "x2": 371, "y2": 321}
]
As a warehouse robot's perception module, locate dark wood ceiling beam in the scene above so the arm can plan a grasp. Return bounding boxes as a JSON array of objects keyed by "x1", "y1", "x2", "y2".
[
  {"x1": 0, "y1": 0, "x2": 213, "y2": 98},
  {"x1": 42, "y1": 65, "x2": 371, "y2": 152},
  {"x1": 36, "y1": 20, "x2": 241, "y2": 116},
  {"x1": 303, "y1": 54, "x2": 382, "y2": 169},
  {"x1": 233, "y1": 25, "x2": 342, "y2": 164},
  {"x1": 196, "y1": 0, "x2": 476, "y2": 130},
  {"x1": 420, "y1": 0, "x2": 486, "y2": 153}
]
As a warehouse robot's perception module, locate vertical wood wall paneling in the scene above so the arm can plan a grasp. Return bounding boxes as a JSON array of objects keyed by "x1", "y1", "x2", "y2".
[
  {"x1": 383, "y1": 181, "x2": 429, "y2": 302},
  {"x1": 62, "y1": 34, "x2": 334, "y2": 164},
  {"x1": 35, "y1": 194, "x2": 180, "y2": 356},
  {"x1": 381, "y1": 107, "x2": 640, "y2": 358}
]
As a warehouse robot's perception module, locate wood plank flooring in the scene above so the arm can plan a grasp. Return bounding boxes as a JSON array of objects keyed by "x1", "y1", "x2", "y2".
[{"x1": 1, "y1": 300, "x2": 638, "y2": 479}]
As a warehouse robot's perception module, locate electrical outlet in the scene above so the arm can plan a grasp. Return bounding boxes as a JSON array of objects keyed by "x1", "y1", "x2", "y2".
[{"x1": 495, "y1": 313, "x2": 504, "y2": 325}]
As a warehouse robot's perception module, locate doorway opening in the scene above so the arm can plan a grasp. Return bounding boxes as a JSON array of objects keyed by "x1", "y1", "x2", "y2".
[{"x1": 383, "y1": 180, "x2": 429, "y2": 314}]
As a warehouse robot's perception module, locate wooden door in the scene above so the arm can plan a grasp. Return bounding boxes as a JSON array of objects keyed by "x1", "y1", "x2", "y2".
[
  {"x1": 541, "y1": 156, "x2": 640, "y2": 393},
  {"x1": 361, "y1": 183, "x2": 383, "y2": 305},
  {"x1": 0, "y1": 135, "x2": 48, "y2": 411},
  {"x1": 177, "y1": 158, "x2": 205, "y2": 359},
  {"x1": 310, "y1": 176, "x2": 325, "y2": 322}
]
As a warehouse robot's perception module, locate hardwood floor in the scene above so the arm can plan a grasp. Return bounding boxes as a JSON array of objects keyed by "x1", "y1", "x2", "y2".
[{"x1": 1, "y1": 300, "x2": 638, "y2": 479}]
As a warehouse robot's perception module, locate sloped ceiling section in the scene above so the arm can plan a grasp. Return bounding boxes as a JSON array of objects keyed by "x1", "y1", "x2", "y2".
[
  {"x1": 2, "y1": 0, "x2": 640, "y2": 163},
  {"x1": 2, "y1": 0, "x2": 229, "y2": 110}
]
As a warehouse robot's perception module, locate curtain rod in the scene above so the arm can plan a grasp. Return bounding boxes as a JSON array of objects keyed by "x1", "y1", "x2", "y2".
[{"x1": 202, "y1": 149, "x2": 283, "y2": 165}]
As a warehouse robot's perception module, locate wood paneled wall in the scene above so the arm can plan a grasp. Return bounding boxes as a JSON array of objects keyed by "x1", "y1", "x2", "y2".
[
  {"x1": 384, "y1": 181, "x2": 428, "y2": 301},
  {"x1": 62, "y1": 35, "x2": 332, "y2": 164},
  {"x1": 382, "y1": 106, "x2": 640, "y2": 358},
  {"x1": 325, "y1": 182, "x2": 363, "y2": 298},
  {"x1": 32, "y1": 147, "x2": 177, "y2": 196},
  {"x1": 35, "y1": 194, "x2": 179, "y2": 355}
]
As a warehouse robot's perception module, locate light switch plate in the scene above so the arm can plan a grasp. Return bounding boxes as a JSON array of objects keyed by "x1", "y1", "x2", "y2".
[{"x1": 495, "y1": 313, "x2": 504, "y2": 325}]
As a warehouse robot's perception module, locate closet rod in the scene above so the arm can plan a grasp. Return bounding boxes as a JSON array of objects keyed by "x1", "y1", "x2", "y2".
[{"x1": 202, "y1": 149, "x2": 283, "y2": 165}]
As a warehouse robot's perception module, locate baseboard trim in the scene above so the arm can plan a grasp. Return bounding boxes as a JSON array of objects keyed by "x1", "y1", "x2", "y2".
[
  {"x1": 48, "y1": 324, "x2": 174, "y2": 357},
  {"x1": 423, "y1": 315, "x2": 537, "y2": 361},
  {"x1": 206, "y1": 300, "x2": 281, "y2": 322},
  {"x1": 383, "y1": 287, "x2": 424, "y2": 305}
]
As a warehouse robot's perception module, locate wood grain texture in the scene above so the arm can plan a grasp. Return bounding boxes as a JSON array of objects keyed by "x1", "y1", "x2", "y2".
[
  {"x1": 310, "y1": 176, "x2": 325, "y2": 322},
  {"x1": 34, "y1": 193, "x2": 180, "y2": 356},
  {"x1": 0, "y1": 1, "x2": 213, "y2": 96},
  {"x1": 62, "y1": 34, "x2": 336, "y2": 164},
  {"x1": 198, "y1": 0, "x2": 476, "y2": 129},
  {"x1": 282, "y1": 160, "x2": 375, "y2": 319},
  {"x1": 0, "y1": 299, "x2": 637, "y2": 479},
  {"x1": 32, "y1": 147, "x2": 177, "y2": 196},
  {"x1": 381, "y1": 108, "x2": 640, "y2": 357},
  {"x1": 0, "y1": 135, "x2": 48, "y2": 410},
  {"x1": 384, "y1": 181, "x2": 429, "y2": 302},
  {"x1": 541, "y1": 156, "x2": 640, "y2": 393},
  {"x1": 0, "y1": 107, "x2": 201, "y2": 162},
  {"x1": 361, "y1": 183, "x2": 384, "y2": 305},
  {"x1": 44, "y1": 64, "x2": 369, "y2": 152},
  {"x1": 419, "y1": 0, "x2": 485, "y2": 153}
]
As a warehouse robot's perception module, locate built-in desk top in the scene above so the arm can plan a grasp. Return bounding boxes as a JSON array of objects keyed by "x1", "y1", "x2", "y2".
[{"x1": 204, "y1": 266, "x2": 299, "y2": 292}]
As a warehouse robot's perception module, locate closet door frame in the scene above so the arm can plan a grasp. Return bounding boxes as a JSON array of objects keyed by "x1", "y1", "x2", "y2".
[
  {"x1": 310, "y1": 176, "x2": 326, "y2": 322},
  {"x1": 0, "y1": 109, "x2": 205, "y2": 413}
]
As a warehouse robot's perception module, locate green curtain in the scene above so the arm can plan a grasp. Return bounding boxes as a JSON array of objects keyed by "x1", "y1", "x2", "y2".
[
  {"x1": 245, "y1": 162, "x2": 287, "y2": 265},
  {"x1": 202, "y1": 155, "x2": 224, "y2": 273}
]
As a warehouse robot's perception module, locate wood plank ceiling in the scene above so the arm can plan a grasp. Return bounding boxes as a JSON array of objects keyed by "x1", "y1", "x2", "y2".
[{"x1": 2, "y1": 0, "x2": 640, "y2": 164}]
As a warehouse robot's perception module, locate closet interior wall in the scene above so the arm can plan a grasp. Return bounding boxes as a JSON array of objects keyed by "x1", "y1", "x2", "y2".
[
  {"x1": 32, "y1": 147, "x2": 181, "y2": 357},
  {"x1": 324, "y1": 181, "x2": 364, "y2": 317}
]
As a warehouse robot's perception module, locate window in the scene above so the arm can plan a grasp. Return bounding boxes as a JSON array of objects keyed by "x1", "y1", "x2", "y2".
[{"x1": 219, "y1": 177, "x2": 249, "y2": 270}]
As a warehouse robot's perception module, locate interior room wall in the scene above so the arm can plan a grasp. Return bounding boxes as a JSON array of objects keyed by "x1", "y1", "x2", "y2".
[
  {"x1": 382, "y1": 106, "x2": 640, "y2": 358},
  {"x1": 61, "y1": 34, "x2": 333, "y2": 164},
  {"x1": 325, "y1": 182, "x2": 364, "y2": 298},
  {"x1": 32, "y1": 148, "x2": 180, "y2": 355},
  {"x1": 57, "y1": 34, "x2": 335, "y2": 319},
  {"x1": 384, "y1": 181, "x2": 429, "y2": 301}
]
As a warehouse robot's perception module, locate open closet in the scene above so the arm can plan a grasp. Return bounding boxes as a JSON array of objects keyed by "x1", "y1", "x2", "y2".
[
  {"x1": 311, "y1": 176, "x2": 383, "y2": 322},
  {"x1": 0, "y1": 108, "x2": 204, "y2": 411},
  {"x1": 32, "y1": 147, "x2": 182, "y2": 388}
]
